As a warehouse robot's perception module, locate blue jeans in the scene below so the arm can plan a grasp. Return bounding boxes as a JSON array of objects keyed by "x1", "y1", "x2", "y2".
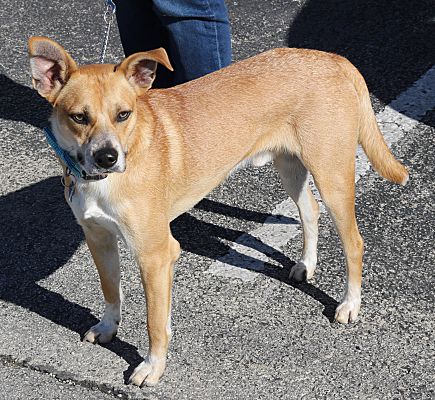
[{"x1": 115, "y1": 0, "x2": 232, "y2": 87}]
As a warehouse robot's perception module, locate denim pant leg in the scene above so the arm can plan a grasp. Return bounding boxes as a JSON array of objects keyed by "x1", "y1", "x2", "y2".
[
  {"x1": 115, "y1": 0, "x2": 166, "y2": 54},
  {"x1": 152, "y1": 0, "x2": 232, "y2": 85},
  {"x1": 114, "y1": 0, "x2": 173, "y2": 87}
]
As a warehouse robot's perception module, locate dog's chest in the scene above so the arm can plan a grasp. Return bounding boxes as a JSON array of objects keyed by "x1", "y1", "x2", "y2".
[{"x1": 68, "y1": 179, "x2": 122, "y2": 237}]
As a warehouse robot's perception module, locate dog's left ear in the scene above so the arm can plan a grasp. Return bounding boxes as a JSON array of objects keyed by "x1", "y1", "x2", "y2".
[{"x1": 117, "y1": 48, "x2": 174, "y2": 94}]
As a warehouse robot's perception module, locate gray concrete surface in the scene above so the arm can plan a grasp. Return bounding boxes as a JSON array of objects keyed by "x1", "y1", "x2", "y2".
[{"x1": 0, "y1": 1, "x2": 434, "y2": 399}]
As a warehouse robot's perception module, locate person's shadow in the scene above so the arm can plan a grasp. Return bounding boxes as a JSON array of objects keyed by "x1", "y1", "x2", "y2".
[{"x1": 287, "y1": 0, "x2": 435, "y2": 119}]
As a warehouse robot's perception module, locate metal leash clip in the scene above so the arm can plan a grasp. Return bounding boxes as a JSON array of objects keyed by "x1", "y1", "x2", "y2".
[
  {"x1": 104, "y1": 0, "x2": 116, "y2": 22},
  {"x1": 100, "y1": 0, "x2": 117, "y2": 64}
]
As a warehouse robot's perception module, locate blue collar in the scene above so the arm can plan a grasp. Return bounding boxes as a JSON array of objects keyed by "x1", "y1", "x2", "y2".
[{"x1": 44, "y1": 127, "x2": 107, "y2": 181}]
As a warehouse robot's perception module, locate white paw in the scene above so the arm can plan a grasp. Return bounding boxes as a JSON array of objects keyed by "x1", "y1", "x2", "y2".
[
  {"x1": 335, "y1": 299, "x2": 361, "y2": 324},
  {"x1": 289, "y1": 261, "x2": 315, "y2": 282},
  {"x1": 83, "y1": 320, "x2": 118, "y2": 344},
  {"x1": 128, "y1": 356, "x2": 166, "y2": 387}
]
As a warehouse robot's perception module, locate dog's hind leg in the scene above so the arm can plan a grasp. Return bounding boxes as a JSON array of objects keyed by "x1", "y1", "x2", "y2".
[
  {"x1": 82, "y1": 225, "x2": 122, "y2": 343},
  {"x1": 274, "y1": 153, "x2": 320, "y2": 282},
  {"x1": 309, "y1": 161, "x2": 364, "y2": 324}
]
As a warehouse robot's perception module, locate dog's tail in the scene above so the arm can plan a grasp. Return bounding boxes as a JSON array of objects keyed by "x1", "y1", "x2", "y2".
[{"x1": 342, "y1": 60, "x2": 409, "y2": 185}]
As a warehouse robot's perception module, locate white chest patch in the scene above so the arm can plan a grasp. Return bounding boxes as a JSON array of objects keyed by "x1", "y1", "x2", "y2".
[{"x1": 68, "y1": 179, "x2": 122, "y2": 237}]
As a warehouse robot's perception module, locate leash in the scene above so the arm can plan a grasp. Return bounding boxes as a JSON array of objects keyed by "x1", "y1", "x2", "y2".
[{"x1": 99, "y1": 0, "x2": 116, "y2": 64}]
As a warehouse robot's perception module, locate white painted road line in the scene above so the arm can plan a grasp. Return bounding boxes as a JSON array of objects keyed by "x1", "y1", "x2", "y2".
[{"x1": 205, "y1": 65, "x2": 435, "y2": 281}]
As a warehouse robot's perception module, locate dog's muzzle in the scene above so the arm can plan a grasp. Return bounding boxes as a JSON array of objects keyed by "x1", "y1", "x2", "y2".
[{"x1": 83, "y1": 134, "x2": 126, "y2": 174}]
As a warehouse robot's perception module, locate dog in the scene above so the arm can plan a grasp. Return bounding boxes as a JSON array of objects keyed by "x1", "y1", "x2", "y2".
[{"x1": 28, "y1": 36, "x2": 408, "y2": 387}]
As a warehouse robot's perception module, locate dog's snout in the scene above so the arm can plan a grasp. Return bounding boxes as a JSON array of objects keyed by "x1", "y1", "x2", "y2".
[{"x1": 94, "y1": 147, "x2": 118, "y2": 169}]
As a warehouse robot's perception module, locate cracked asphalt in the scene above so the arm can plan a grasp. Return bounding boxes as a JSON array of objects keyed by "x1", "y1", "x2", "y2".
[{"x1": 0, "y1": 1, "x2": 434, "y2": 399}]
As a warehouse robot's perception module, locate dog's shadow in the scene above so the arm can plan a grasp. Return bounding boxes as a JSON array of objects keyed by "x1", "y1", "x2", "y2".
[
  {"x1": 173, "y1": 208, "x2": 338, "y2": 320},
  {"x1": 0, "y1": 176, "x2": 338, "y2": 380}
]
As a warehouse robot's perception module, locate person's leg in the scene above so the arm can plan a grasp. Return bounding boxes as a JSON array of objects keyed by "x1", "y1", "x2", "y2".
[
  {"x1": 115, "y1": 0, "x2": 164, "y2": 55},
  {"x1": 114, "y1": 0, "x2": 173, "y2": 87},
  {"x1": 153, "y1": 0, "x2": 232, "y2": 85}
]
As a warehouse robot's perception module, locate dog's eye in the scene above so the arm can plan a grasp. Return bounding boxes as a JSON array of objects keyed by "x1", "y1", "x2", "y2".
[
  {"x1": 117, "y1": 111, "x2": 131, "y2": 122},
  {"x1": 70, "y1": 113, "x2": 88, "y2": 125}
]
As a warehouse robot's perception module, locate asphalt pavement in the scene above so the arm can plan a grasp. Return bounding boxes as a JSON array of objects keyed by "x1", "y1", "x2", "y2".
[{"x1": 0, "y1": 1, "x2": 434, "y2": 399}]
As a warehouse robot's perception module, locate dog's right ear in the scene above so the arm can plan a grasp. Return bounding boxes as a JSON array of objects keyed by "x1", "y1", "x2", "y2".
[{"x1": 28, "y1": 36, "x2": 77, "y2": 103}]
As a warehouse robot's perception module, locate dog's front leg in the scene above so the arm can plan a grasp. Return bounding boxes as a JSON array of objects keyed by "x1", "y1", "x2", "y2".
[
  {"x1": 129, "y1": 231, "x2": 180, "y2": 387},
  {"x1": 82, "y1": 224, "x2": 122, "y2": 343}
]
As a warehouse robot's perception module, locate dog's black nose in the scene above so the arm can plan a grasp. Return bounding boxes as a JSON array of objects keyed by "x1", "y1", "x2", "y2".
[{"x1": 94, "y1": 147, "x2": 118, "y2": 169}]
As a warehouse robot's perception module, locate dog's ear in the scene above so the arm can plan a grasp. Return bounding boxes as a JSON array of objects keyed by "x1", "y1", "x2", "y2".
[
  {"x1": 117, "y1": 48, "x2": 174, "y2": 93},
  {"x1": 28, "y1": 36, "x2": 77, "y2": 103}
]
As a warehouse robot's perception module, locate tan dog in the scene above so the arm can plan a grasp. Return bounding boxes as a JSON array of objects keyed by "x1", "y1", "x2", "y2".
[{"x1": 28, "y1": 36, "x2": 408, "y2": 387}]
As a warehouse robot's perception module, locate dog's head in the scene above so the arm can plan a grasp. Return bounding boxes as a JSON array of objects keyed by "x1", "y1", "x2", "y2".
[{"x1": 28, "y1": 36, "x2": 173, "y2": 176}]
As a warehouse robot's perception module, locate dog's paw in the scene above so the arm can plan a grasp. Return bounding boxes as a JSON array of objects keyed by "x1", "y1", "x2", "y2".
[
  {"x1": 334, "y1": 299, "x2": 361, "y2": 324},
  {"x1": 83, "y1": 320, "x2": 118, "y2": 344},
  {"x1": 289, "y1": 261, "x2": 315, "y2": 282},
  {"x1": 128, "y1": 356, "x2": 166, "y2": 387}
]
